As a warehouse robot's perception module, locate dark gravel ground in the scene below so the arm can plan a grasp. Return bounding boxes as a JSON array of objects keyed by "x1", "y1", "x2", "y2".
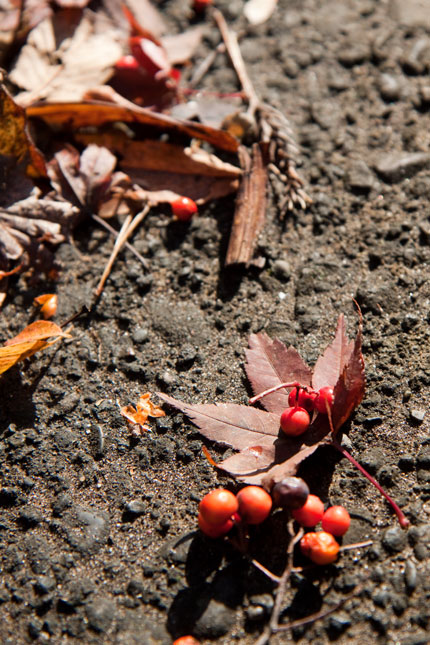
[{"x1": 1, "y1": 0, "x2": 430, "y2": 643}]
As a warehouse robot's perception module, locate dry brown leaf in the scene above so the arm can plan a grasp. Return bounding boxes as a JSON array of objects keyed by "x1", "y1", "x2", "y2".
[
  {"x1": 120, "y1": 392, "x2": 165, "y2": 436},
  {"x1": 243, "y1": 0, "x2": 278, "y2": 25},
  {"x1": 47, "y1": 144, "x2": 117, "y2": 210},
  {"x1": 26, "y1": 92, "x2": 240, "y2": 154},
  {"x1": 0, "y1": 74, "x2": 46, "y2": 178},
  {"x1": 75, "y1": 133, "x2": 240, "y2": 179},
  {"x1": 10, "y1": 12, "x2": 122, "y2": 105},
  {"x1": 0, "y1": 320, "x2": 71, "y2": 375}
]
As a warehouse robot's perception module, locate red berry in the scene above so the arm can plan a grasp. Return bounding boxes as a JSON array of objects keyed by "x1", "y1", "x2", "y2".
[
  {"x1": 198, "y1": 512, "x2": 233, "y2": 538},
  {"x1": 198, "y1": 489, "x2": 238, "y2": 525},
  {"x1": 292, "y1": 494, "x2": 324, "y2": 527},
  {"x1": 321, "y1": 505, "x2": 350, "y2": 536},
  {"x1": 236, "y1": 486, "x2": 272, "y2": 525},
  {"x1": 300, "y1": 531, "x2": 339, "y2": 565},
  {"x1": 314, "y1": 386, "x2": 334, "y2": 414},
  {"x1": 193, "y1": 0, "x2": 213, "y2": 11},
  {"x1": 271, "y1": 477, "x2": 309, "y2": 510},
  {"x1": 171, "y1": 196, "x2": 198, "y2": 221},
  {"x1": 280, "y1": 407, "x2": 310, "y2": 436},
  {"x1": 288, "y1": 388, "x2": 317, "y2": 412},
  {"x1": 115, "y1": 55, "x2": 140, "y2": 71}
]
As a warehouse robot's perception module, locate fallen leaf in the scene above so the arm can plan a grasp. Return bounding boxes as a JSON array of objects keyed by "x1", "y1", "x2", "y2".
[
  {"x1": 243, "y1": 0, "x2": 278, "y2": 25},
  {"x1": 75, "y1": 133, "x2": 240, "y2": 178},
  {"x1": 26, "y1": 92, "x2": 240, "y2": 154},
  {"x1": 0, "y1": 319, "x2": 71, "y2": 375},
  {"x1": 10, "y1": 12, "x2": 122, "y2": 105},
  {"x1": 0, "y1": 73, "x2": 46, "y2": 178},
  {"x1": 157, "y1": 313, "x2": 365, "y2": 487},
  {"x1": 120, "y1": 392, "x2": 165, "y2": 436},
  {"x1": 47, "y1": 144, "x2": 117, "y2": 210}
]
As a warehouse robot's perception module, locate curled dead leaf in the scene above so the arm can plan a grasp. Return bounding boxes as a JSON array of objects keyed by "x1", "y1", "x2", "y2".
[{"x1": 120, "y1": 392, "x2": 165, "y2": 436}]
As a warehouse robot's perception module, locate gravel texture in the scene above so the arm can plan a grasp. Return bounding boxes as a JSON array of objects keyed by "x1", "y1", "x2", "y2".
[{"x1": 1, "y1": 0, "x2": 430, "y2": 643}]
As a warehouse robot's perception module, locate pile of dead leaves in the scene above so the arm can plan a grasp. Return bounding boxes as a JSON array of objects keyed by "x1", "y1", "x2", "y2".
[{"x1": 0, "y1": 0, "x2": 309, "y2": 301}]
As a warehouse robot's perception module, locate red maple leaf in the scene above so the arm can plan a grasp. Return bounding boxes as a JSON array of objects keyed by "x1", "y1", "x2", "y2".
[{"x1": 158, "y1": 313, "x2": 365, "y2": 488}]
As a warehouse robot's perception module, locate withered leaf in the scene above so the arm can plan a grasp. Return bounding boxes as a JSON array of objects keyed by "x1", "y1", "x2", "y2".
[
  {"x1": 26, "y1": 93, "x2": 240, "y2": 154},
  {"x1": 0, "y1": 320, "x2": 71, "y2": 375},
  {"x1": 48, "y1": 144, "x2": 116, "y2": 210},
  {"x1": 0, "y1": 74, "x2": 46, "y2": 178},
  {"x1": 158, "y1": 314, "x2": 365, "y2": 488},
  {"x1": 10, "y1": 13, "x2": 122, "y2": 105}
]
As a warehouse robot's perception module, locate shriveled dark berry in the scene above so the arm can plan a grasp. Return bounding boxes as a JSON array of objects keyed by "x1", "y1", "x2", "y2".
[{"x1": 271, "y1": 477, "x2": 310, "y2": 510}]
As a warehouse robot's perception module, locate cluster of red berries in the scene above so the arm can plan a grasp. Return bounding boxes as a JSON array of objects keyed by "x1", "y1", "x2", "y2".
[
  {"x1": 280, "y1": 385, "x2": 334, "y2": 437},
  {"x1": 198, "y1": 486, "x2": 272, "y2": 538},
  {"x1": 292, "y1": 493, "x2": 350, "y2": 565},
  {"x1": 198, "y1": 477, "x2": 350, "y2": 566}
]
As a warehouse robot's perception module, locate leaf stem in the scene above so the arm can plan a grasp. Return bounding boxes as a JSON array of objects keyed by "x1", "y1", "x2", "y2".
[
  {"x1": 249, "y1": 381, "x2": 303, "y2": 405},
  {"x1": 332, "y1": 439, "x2": 409, "y2": 528}
]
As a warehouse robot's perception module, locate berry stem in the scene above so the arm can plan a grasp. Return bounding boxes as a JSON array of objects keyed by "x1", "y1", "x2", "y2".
[
  {"x1": 249, "y1": 381, "x2": 304, "y2": 405},
  {"x1": 332, "y1": 439, "x2": 409, "y2": 528}
]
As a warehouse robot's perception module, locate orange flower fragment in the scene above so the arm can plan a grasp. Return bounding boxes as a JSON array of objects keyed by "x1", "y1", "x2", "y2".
[
  {"x1": 0, "y1": 320, "x2": 71, "y2": 375},
  {"x1": 33, "y1": 294, "x2": 58, "y2": 319},
  {"x1": 120, "y1": 393, "x2": 165, "y2": 436}
]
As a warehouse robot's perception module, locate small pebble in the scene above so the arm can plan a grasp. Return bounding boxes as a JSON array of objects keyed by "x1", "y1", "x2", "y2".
[
  {"x1": 378, "y1": 73, "x2": 401, "y2": 101},
  {"x1": 347, "y1": 160, "x2": 374, "y2": 191},
  {"x1": 375, "y1": 152, "x2": 430, "y2": 182},
  {"x1": 272, "y1": 260, "x2": 291, "y2": 281},
  {"x1": 382, "y1": 526, "x2": 407, "y2": 553},
  {"x1": 124, "y1": 501, "x2": 146, "y2": 516},
  {"x1": 404, "y1": 560, "x2": 418, "y2": 592},
  {"x1": 410, "y1": 409, "x2": 426, "y2": 424}
]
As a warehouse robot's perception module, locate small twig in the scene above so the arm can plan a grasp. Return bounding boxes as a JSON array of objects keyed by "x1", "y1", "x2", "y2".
[
  {"x1": 91, "y1": 214, "x2": 149, "y2": 269},
  {"x1": 189, "y1": 42, "x2": 226, "y2": 88},
  {"x1": 274, "y1": 585, "x2": 364, "y2": 634},
  {"x1": 213, "y1": 10, "x2": 260, "y2": 116},
  {"x1": 339, "y1": 540, "x2": 373, "y2": 552},
  {"x1": 95, "y1": 214, "x2": 132, "y2": 298},
  {"x1": 254, "y1": 522, "x2": 304, "y2": 645},
  {"x1": 94, "y1": 203, "x2": 151, "y2": 298},
  {"x1": 251, "y1": 559, "x2": 281, "y2": 584},
  {"x1": 332, "y1": 439, "x2": 409, "y2": 528}
]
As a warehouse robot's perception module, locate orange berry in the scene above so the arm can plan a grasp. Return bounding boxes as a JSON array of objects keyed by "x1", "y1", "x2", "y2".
[
  {"x1": 198, "y1": 512, "x2": 233, "y2": 538},
  {"x1": 300, "y1": 531, "x2": 339, "y2": 565},
  {"x1": 236, "y1": 486, "x2": 272, "y2": 524},
  {"x1": 322, "y1": 505, "x2": 350, "y2": 536},
  {"x1": 173, "y1": 636, "x2": 199, "y2": 645},
  {"x1": 198, "y1": 489, "x2": 238, "y2": 525},
  {"x1": 292, "y1": 494, "x2": 324, "y2": 527}
]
